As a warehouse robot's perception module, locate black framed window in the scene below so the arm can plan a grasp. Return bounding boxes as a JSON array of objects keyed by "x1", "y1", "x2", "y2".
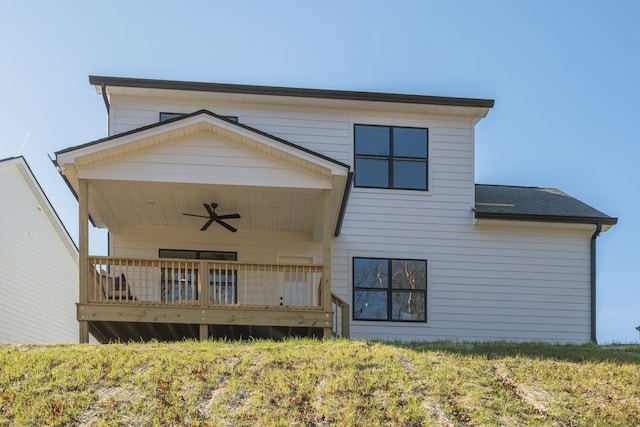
[
  {"x1": 159, "y1": 112, "x2": 239, "y2": 122},
  {"x1": 354, "y1": 125, "x2": 428, "y2": 190},
  {"x1": 353, "y1": 257, "x2": 426, "y2": 322},
  {"x1": 159, "y1": 112, "x2": 184, "y2": 121},
  {"x1": 159, "y1": 249, "x2": 237, "y2": 261},
  {"x1": 158, "y1": 249, "x2": 237, "y2": 303}
]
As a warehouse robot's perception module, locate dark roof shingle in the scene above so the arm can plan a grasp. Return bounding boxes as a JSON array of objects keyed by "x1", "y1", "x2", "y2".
[{"x1": 475, "y1": 184, "x2": 617, "y2": 225}]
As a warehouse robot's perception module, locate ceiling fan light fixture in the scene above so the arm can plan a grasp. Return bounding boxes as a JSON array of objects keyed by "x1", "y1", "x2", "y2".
[{"x1": 183, "y1": 202, "x2": 240, "y2": 232}]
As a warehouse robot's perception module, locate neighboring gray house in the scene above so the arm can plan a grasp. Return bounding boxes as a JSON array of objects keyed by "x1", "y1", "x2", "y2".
[
  {"x1": 0, "y1": 156, "x2": 78, "y2": 343},
  {"x1": 55, "y1": 76, "x2": 616, "y2": 344}
]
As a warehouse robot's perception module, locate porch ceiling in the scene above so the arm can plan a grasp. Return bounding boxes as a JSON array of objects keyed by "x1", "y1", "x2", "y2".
[{"x1": 90, "y1": 180, "x2": 324, "y2": 234}]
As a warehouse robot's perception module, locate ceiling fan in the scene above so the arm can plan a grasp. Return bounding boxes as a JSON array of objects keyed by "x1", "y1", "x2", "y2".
[{"x1": 183, "y1": 203, "x2": 241, "y2": 232}]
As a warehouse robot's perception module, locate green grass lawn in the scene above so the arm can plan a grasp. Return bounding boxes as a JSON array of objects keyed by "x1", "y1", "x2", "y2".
[{"x1": 1, "y1": 340, "x2": 639, "y2": 426}]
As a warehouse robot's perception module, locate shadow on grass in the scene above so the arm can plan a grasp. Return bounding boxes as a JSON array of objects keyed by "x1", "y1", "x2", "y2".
[{"x1": 382, "y1": 340, "x2": 640, "y2": 364}]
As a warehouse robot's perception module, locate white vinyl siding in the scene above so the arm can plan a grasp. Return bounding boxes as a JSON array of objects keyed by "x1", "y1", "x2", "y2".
[
  {"x1": 104, "y1": 93, "x2": 596, "y2": 344},
  {"x1": 78, "y1": 134, "x2": 330, "y2": 189},
  {"x1": 111, "y1": 227, "x2": 322, "y2": 264},
  {"x1": 108, "y1": 97, "x2": 351, "y2": 164},
  {"x1": 334, "y1": 225, "x2": 592, "y2": 343},
  {"x1": 0, "y1": 159, "x2": 78, "y2": 343}
]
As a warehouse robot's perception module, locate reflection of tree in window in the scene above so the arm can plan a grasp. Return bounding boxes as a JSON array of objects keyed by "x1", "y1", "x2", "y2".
[
  {"x1": 353, "y1": 258, "x2": 387, "y2": 320},
  {"x1": 391, "y1": 260, "x2": 426, "y2": 320},
  {"x1": 353, "y1": 257, "x2": 426, "y2": 322},
  {"x1": 158, "y1": 249, "x2": 237, "y2": 303}
]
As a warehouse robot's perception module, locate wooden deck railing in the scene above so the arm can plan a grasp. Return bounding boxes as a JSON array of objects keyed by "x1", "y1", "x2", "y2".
[
  {"x1": 87, "y1": 257, "x2": 324, "y2": 309},
  {"x1": 331, "y1": 293, "x2": 350, "y2": 338}
]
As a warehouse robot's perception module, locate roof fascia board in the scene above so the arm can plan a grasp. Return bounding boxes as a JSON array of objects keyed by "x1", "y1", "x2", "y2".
[
  {"x1": 334, "y1": 171, "x2": 354, "y2": 236},
  {"x1": 474, "y1": 211, "x2": 618, "y2": 226},
  {"x1": 89, "y1": 75, "x2": 495, "y2": 110}
]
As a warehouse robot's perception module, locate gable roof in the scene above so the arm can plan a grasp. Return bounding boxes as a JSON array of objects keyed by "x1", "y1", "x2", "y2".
[
  {"x1": 475, "y1": 184, "x2": 617, "y2": 226},
  {"x1": 0, "y1": 156, "x2": 78, "y2": 256},
  {"x1": 56, "y1": 109, "x2": 349, "y2": 171},
  {"x1": 89, "y1": 75, "x2": 495, "y2": 109}
]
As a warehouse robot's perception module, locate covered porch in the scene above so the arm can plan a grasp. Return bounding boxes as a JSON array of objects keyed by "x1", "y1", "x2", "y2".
[
  {"x1": 56, "y1": 111, "x2": 351, "y2": 342},
  {"x1": 81, "y1": 256, "x2": 349, "y2": 341}
]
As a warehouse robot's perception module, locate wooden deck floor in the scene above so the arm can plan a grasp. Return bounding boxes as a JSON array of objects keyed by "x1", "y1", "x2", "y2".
[{"x1": 80, "y1": 303, "x2": 332, "y2": 343}]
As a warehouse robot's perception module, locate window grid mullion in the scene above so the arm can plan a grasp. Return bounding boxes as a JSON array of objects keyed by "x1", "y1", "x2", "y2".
[
  {"x1": 388, "y1": 127, "x2": 394, "y2": 189},
  {"x1": 387, "y1": 259, "x2": 393, "y2": 321}
]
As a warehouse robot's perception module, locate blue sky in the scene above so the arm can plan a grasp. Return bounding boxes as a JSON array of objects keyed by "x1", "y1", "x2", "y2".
[{"x1": 1, "y1": 1, "x2": 638, "y2": 342}]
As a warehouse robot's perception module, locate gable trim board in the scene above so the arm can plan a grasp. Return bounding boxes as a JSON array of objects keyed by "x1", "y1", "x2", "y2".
[{"x1": 57, "y1": 109, "x2": 350, "y2": 171}]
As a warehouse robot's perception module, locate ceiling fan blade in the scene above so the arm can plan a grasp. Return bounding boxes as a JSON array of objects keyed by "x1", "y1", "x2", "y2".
[
  {"x1": 216, "y1": 213, "x2": 241, "y2": 220},
  {"x1": 183, "y1": 213, "x2": 211, "y2": 219},
  {"x1": 200, "y1": 218, "x2": 215, "y2": 231},
  {"x1": 216, "y1": 219, "x2": 237, "y2": 233},
  {"x1": 203, "y1": 203, "x2": 214, "y2": 216}
]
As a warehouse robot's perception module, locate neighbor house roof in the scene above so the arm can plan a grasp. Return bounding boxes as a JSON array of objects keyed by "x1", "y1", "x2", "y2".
[
  {"x1": 474, "y1": 184, "x2": 617, "y2": 225},
  {"x1": 89, "y1": 75, "x2": 495, "y2": 109}
]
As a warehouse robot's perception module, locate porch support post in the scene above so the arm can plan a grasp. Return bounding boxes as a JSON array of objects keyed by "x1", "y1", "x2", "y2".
[
  {"x1": 322, "y1": 189, "x2": 332, "y2": 338},
  {"x1": 78, "y1": 178, "x2": 89, "y2": 343},
  {"x1": 199, "y1": 260, "x2": 209, "y2": 341}
]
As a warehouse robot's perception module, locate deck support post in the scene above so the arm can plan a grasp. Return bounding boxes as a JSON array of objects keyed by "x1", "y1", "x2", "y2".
[
  {"x1": 322, "y1": 189, "x2": 332, "y2": 338},
  {"x1": 78, "y1": 179, "x2": 89, "y2": 343},
  {"x1": 79, "y1": 320, "x2": 89, "y2": 344},
  {"x1": 199, "y1": 324, "x2": 208, "y2": 341}
]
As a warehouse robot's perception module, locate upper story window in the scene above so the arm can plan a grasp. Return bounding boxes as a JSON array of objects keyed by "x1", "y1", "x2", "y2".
[
  {"x1": 354, "y1": 124, "x2": 428, "y2": 190},
  {"x1": 159, "y1": 112, "x2": 184, "y2": 121},
  {"x1": 160, "y1": 112, "x2": 239, "y2": 122}
]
